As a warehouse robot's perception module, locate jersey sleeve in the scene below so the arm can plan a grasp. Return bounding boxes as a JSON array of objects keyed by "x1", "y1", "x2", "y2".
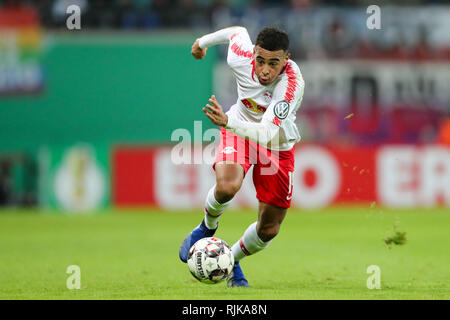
[
  {"x1": 261, "y1": 62, "x2": 304, "y2": 128},
  {"x1": 225, "y1": 113, "x2": 280, "y2": 148},
  {"x1": 198, "y1": 26, "x2": 250, "y2": 49},
  {"x1": 226, "y1": 27, "x2": 254, "y2": 66}
]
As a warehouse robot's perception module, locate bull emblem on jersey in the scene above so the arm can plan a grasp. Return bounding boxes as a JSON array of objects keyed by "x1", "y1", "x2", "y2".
[
  {"x1": 241, "y1": 99, "x2": 267, "y2": 113},
  {"x1": 274, "y1": 101, "x2": 290, "y2": 120}
]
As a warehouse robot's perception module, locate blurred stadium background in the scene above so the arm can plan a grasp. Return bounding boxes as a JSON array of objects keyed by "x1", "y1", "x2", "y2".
[
  {"x1": 0, "y1": 0, "x2": 449, "y2": 211},
  {"x1": 1, "y1": 0, "x2": 450, "y2": 300}
]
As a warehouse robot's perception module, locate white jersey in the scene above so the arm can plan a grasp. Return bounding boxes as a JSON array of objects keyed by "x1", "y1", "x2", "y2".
[{"x1": 199, "y1": 27, "x2": 305, "y2": 151}]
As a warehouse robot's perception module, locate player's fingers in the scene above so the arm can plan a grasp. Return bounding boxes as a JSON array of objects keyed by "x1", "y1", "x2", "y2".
[
  {"x1": 208, "y1": 98, "x2": 221, "y2": 110},
  {"x1": 206, "y1": 104, "x2": 218, "y2": 114},
  {"x1": 203, "y1": 107, "x2": 215, "y2": 118},
  {"x1": 204, "y1": 107, "x2": 219, "y2": 121},
  {"x1": 205, "y1": 103, "x2": 217, "y2": 113},
  {"x1": 204, "y1": 111, "x2": 218, "y2": 124}
]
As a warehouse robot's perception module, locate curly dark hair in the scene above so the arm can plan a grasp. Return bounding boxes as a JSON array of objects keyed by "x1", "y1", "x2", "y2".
[{"x1": 255, "y1": 27, "x2": 289, "y2": 52}]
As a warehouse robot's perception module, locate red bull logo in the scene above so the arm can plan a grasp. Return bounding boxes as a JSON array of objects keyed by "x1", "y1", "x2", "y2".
[{"x1": 241, "y1": 99, "x2": 267, "y2": 113}]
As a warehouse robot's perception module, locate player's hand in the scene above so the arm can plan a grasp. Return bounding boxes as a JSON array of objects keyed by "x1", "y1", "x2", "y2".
[
  {"x1": 191, "y1": 39, "x2": 207, "y2": 59},
  {"x1": 203, "y1": 95, "x2": 228, "y2": 127}
]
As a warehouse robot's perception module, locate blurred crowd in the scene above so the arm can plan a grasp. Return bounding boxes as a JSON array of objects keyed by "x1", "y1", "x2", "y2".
[
  {"x1": 1, "y1": 0, "x2": 450, "y2": 61},
  {"x1": 9, "y1": 0, "x2": 450, "y2": 28},
  {"x1": 3, "y1": 0, "x2": 448, "y2": 31}
]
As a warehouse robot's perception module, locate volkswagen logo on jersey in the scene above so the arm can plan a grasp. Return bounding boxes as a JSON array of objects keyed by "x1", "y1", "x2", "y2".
[{"x1": 274, "y1": 101, "x2": 290, "y2": 120}]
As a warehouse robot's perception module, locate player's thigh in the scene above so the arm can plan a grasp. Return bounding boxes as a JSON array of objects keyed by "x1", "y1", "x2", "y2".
[
  {"x1": 256, "y1": 201, "x2": 288, "y2": 241},
  {"x1": 214, "y1": 161, "x2": 245, "y2": 199},
  {"x1": 253, "y1": 148, "x2": 295, "y2": 209}
]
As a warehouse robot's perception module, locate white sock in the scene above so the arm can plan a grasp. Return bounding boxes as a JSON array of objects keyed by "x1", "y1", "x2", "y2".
[
  {"x1": 203, "y1": 185, "x2": 231, "y2": 230},
  {"x1": 231, "y1": 222, "x2": 271, "y2": 262}
]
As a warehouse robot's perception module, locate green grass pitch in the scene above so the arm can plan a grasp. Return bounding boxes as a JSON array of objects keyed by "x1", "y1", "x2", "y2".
[{"x1": 0, "y1": 206, "x2": 449, "y2": 299}]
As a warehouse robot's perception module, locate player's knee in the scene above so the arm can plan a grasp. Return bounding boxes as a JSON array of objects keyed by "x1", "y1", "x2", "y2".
[
  {"x1": 215, "y1": 180, "x2": 241, "y2": 203},
  {"x1": 257, "y1": 224, "x2": 280, "y2": 242}
]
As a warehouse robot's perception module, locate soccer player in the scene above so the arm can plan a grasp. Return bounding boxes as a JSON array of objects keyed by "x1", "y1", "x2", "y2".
[{"x1": 179, "y1": 26, "x2": 305, "y2": 287}]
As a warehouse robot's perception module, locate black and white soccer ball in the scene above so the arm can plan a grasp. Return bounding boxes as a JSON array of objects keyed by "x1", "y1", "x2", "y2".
[{"x1": 187, "y1": 237, "x2": 235, "y2": 284}]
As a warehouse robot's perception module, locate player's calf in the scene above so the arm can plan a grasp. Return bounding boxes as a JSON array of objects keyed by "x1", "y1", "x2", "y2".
[
  {"x1": 255, "y1": 201, "x2": 288, "y2": 242},
  {"x1": 256, "y1": 223, "x2": 281, "y2": 242},
  {"x1": 214, "y1": 179, "x2": 242, "y2": 203},
  {"x1": 214, "y1": 162, "x2": 245, "y2": 203}
]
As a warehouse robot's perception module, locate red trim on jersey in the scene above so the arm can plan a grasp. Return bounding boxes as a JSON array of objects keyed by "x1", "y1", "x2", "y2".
[
  {"x1": 272, "y1": 117, "x2": 282, "y2": 127},
  {"x1": 283, "y1": 62, "x2": 298, "y2": 103},
  {"x1": 239, "y1": 238, "x2": 252, "y2": 256},
  {"x1": 251, "y1": 59, "x2": 256, "y2": 81},
  {"x1": 231, "y1": 42, "x2": 254, "y2": 59},
  {"x1": 280, "y1": 62, "x2": 288, "y2": 74},
  {"x1": 230, "y1": 33, "x2": 238, "y2": 40}
]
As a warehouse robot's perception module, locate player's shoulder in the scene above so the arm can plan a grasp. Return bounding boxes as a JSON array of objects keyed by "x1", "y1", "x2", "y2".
[
  {"x1": 282, "y1": 59, "x2": 303, "y2": 80},
  {"x1": 227, "y1": 27, "x2": 254, "y2": 65},
  {"x1": 273, "y1": 59, "x2": 304, "y2": 103},
  {"x1": 229, "y1": 26, "x2": 252, "y2": 45},
  {"x1": 278, "y1": 59, "x2": 305, "y2": 90}
]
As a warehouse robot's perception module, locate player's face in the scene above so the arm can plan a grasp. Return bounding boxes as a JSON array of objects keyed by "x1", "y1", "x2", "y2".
[{"x1": 253, "y1": 45, "x2": 291, "y2": 86}]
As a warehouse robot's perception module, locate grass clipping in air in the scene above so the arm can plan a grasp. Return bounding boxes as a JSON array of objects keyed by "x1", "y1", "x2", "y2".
[{"x1": 384, "y1": 218, "x2": 407, "y2": 248}]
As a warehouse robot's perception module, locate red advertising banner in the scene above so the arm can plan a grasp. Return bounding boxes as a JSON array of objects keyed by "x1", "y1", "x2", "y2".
[
  {"x1": 113, "y1": 147, "x2": 157, "y2": 206},
  {"x1": 112, "y1": 144, "x2": 450, "y2": 209}
]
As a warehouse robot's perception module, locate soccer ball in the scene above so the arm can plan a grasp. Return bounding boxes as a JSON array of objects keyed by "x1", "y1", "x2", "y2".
[{"x1": 187, "y1": 237, "x2": 235, "y2": 284}]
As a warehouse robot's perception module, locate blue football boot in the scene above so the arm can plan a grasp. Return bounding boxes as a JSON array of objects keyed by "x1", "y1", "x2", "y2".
[
  {"x1": 227, "y1": 261, "x2": 249, "y2": 287},
  {"x1": 179, "y1": 219, "x2": 217, "y2": 263}
]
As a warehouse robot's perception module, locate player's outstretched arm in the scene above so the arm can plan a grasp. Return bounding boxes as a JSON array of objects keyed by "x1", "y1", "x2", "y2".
[{"x1": 195, "y1": 26, "x2": 247, "y2": 53}]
